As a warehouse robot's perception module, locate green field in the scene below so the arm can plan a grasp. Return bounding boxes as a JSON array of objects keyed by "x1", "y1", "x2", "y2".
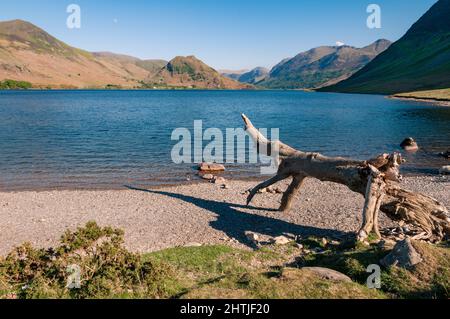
[{"x1": 393, "y1": 88, "x2": 450, "y2": 102}]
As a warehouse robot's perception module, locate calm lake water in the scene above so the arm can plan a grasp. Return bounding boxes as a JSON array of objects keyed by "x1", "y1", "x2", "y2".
[{"x1": 0, "y1": 90, "x2": 449, "y2": 191}]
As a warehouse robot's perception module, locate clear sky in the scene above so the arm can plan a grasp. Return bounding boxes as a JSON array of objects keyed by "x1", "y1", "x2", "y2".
[{"x1": 0, "y1": 0, "x2": 437, "y2": 70}]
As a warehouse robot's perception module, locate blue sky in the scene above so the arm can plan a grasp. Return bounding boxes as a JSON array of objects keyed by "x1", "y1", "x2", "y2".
[{"x1": 0, "y1": 0, "x2": 437, "y2": 70}]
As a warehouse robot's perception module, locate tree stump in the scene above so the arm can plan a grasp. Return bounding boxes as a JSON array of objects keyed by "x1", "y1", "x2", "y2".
[{"x1": 242, "y1": 114, "x2": 449, "y2": 242}]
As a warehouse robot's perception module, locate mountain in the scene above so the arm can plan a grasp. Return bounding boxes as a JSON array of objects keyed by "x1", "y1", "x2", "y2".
[
  {"x1": 93, "y1": 52, "x2": 167, "y2": 78},
  {"x1": 320, "y1": 0, "x2": 450, "y2": 94},
  {"x1": 259, "y1": 39, "x2": 391, "y2": 89},
  {"x1": 239, "y1": 67, "x2": 269, "y2": 84},
  {"x1": 220, "y1": 69, "x2": 249, "y2": 81},
  {"x1": 223, "y1": 67, "x2": 269, "y2": 84},
  {"x1": 146, "y1": 55, "x2": 253, "y2": 89},
  {"x1": 0, "y1": 19, "x2": 166, "y2": 88}
]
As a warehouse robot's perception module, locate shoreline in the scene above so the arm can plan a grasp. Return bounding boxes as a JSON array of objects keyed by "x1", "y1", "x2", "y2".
[
  {"x1": 0, "y1": 174, "x2": 267, "y2": 193},
  {"x1": 0, "y1": 175, "x2": 448, "y2": 256},
  {"x1": 0, "y1": 171, "x2": 440, "y2": 193},
  {"x1": 390, "y1": 95, "x2": 450, "y2": 107}
]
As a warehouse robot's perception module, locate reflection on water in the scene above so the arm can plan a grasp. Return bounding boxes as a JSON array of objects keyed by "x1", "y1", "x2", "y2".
[{"x1": 0, "y1": 90, "x2": 448, "y2": 190}]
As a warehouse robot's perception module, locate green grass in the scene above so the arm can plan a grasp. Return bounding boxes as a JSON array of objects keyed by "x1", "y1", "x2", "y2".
[
  {"x1": 393, "y1": 88, "x2": 450, "y2": 101},
  {"x1": 1, "y1": 223, "x2": 449, "y2": 299},
  {"x1": 300, "y1": 239, "x2": 450, "y2": 299}
]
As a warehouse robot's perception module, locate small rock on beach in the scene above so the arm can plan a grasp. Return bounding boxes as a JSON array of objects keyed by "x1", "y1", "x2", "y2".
[
  {"x1": 439, "y1": 166, "x2": 450, "y2": 175},
  {"x1": 198, "y1": 162, "x2": 226, "y2": 172}
]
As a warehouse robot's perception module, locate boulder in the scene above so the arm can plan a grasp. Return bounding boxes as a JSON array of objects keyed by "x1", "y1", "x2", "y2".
[
  {"x1": 377, "y1": 239, "x2": 397, "y2": 250},
  {"x1": 198, "y1": 162, "x2": 225, "y2": 172},
  {"x1": 380, "y1": 238, "x2": 423, "y2": 269},
  {"x1": 245, "y1": 231, "x2": 260, "y2": 244},
  {"x1": 282, "y1": 233, "x2": 297, "y2": 240},
  {"x1": 270, "y1": 235, "x2": 291, "y2": 245},
  {"x1": 301, "y1": 267, "x2": 352, "y2": 282},
  {"x1": 439, "y1": 165, "x2": 450, "y2": 175},
  {"x1": 400, "y1": 137, "x2": 419, "y2": 151},
  {"x1": 201, "y1": 174, "x2": 214, "y2": 180}
]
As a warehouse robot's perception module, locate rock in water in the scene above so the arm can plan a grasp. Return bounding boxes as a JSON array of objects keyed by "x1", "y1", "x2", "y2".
[
  {"x1": 439, "y1": 166, "x2": 450, "y2": 175},
  {"x1": 380, "y1": 238, "x2": 423, "y2": 269},
  {"x1": 438, "y1": 150, "x2": 450, "y2": 159},
  {"x1": 400, "y1": 137, "x2": 419, "y2": 151},
  {"x1": 198, "y1": 162, "x2": 225, "y2": 172},
  {"x1": 301, "y1": 267, "x2": 352, "y2": 282}
]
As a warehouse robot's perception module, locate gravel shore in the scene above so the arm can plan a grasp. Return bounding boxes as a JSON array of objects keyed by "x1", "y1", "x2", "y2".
[{"x1": 0, "y1": 176, "x2": 448, "y2": 256}]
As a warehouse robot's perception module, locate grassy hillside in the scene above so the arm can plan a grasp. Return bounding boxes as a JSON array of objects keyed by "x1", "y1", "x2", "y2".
[
  {"x1": 320, "y1": 0, "x2": 450, "y2": 94},
  {"x1": 135, "y1": 59, "x2": 167, "y2": 76},
  {"x1": 0, "y1": 19, "x2": 91, "y2": 58},
  {"x1": 146, "y1": 56, "x2": 253, "y2": 89},
  {"x1": 0, "y1": 20, "x2": 165, "y2": 89}
]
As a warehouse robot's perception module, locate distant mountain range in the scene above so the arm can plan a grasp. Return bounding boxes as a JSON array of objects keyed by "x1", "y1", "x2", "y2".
[
  {"x1": 222, "y1": 67, "x2": 269, "y2": 84},
  {"x1": 256, "y1": 39, "x2": 391, "y2": 89},
  {"x1": 320, "y1": 0, "x2": 450, "y2": 94},
  {"x1": 1, "y1": 0, "x2": 449, "y2": 94},
  {"x1": 0, "y1": 19, "x2": 246, "y2": 89}
]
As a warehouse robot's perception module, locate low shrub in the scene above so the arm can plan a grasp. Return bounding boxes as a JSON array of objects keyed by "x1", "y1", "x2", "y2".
[
  {"x1": 0, "y1": 79, "x2": 32, "y2": 89},
  {"x1": 0, "y1": 222, "x2": 176, "y2": 299}
]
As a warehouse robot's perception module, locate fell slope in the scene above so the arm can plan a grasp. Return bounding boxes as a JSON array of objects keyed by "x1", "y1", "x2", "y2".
[
  {"x1": 320, "y1": 0, "x2": 450, "y2": 94},
  {"x1": 259, "y1": 40, "x2": 391, "y2": 89},
  {"x1": 0, "y1": 20, "x2": 166, "y2": 88},
  {"x1": 147, "y1": 56, "x2": 253, "y2": 89}
]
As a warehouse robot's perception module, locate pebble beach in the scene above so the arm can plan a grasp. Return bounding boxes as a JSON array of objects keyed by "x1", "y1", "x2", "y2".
[{"x1": 0, "y1": 175, "x2": 448, "y2": 256}]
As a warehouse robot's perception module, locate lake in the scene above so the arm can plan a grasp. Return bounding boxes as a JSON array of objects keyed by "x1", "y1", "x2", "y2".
[{"x1": 0, "y1": 90, "x2": 449, "y2": 191}]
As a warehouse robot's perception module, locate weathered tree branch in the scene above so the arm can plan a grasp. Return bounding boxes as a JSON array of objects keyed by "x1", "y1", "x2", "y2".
[{"x1": 242, "y1": 114, "x2": 450, "y2": 242}]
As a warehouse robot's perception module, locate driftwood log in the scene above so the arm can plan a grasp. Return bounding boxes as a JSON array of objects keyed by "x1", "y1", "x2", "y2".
[{"x1": 242, "y1": 114, "x2": 450, "y2": 242}]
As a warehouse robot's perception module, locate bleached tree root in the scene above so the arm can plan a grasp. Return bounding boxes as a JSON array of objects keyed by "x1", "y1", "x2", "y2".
[
  {"x1": 241, "y1": 114, "x2": 450, "y2": 242},
  {"x1": 357, "y1": 167, "x2": 385, "y2": 242}
]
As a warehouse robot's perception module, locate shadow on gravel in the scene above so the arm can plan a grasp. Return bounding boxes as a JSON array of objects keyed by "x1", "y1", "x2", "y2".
[{"x1": 125, "y1": 185, "x2": 348, "y2": 248}]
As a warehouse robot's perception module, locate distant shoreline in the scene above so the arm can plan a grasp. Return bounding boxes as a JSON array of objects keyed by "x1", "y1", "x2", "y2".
[
  {"x1": 0, "y1": 87, "x2": 304, "y2": 92},
  {"x1": 389, "y1": 95, "x2": 450, "y2": 107}
]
